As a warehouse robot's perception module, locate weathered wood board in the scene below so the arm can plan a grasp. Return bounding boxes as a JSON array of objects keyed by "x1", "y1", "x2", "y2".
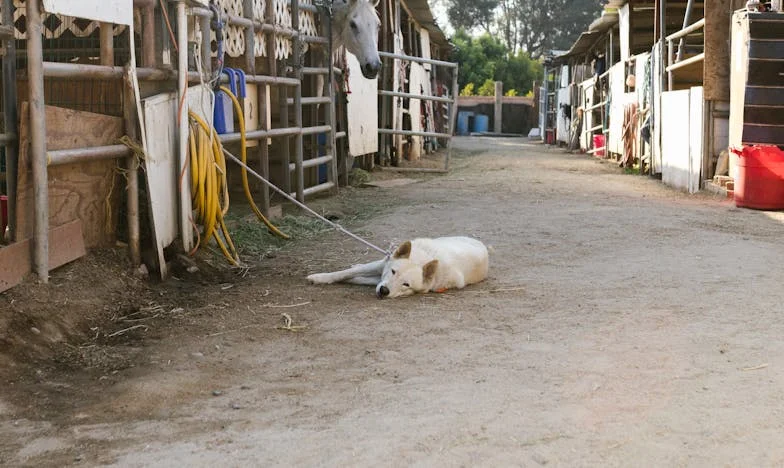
[
  {"x1": 16, "y1": 103, "x2": 124, "y2": 248},
  {"x1": 141, "y1": 92, "x2": 179, "y2": 279},
  {"x1": 0, "y1": 220, "x2": 86, "y2": 293}
]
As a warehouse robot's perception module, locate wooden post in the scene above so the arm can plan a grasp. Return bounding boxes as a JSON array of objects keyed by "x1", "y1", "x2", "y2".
[
  {"x1": 379, "y1": 0, "x2": 390, "y2": 163},
  {"x1": 494, "y1": 81, "x2": 503, "y2": 133},
  {"x1": 445, "y1": 66, "x2": 459, "y2": 171},
  {"x1": 326, "y1": 14, "x2": 340, "y2": 192},
  {"x1": 261, "y1": 0, "x2": 278, "y2": 216},
  {"x1": 3, "y1": 0, "x2": 18, "y2": 242},
  {"x1": 123, "y1": 69, "x2": 141, "y2": 266},
  {"x1": 243, "y1": 0, "x2": 255, "y2": 73},
  {"x1": 292, "y1": 0, "x2": 304, "y2": 202},
  {"x1": 100, "y1": 22, "x2": 114, "y2": 66},
  {"x1": 703, "y1": 0, "x2": 735, "y2": 187},
  {"x1": 176, "y1": 1, "x2": 193, "y2": 251},
  {"x1": 199, "y1": 15, "x2": 211, "y2": 76},
  {"x1": 142, "y1": 2, "x2": 156, "y2": 67},
  {"x1": 26, "y1": 0, "x2": 48, "y2": 281},
  {"x1": 703, "y1": 0, "x2": 733, "y2": 102},
  {"x1": 279, "y1": 87, "x2": 291, "y2": 195},
  {"x1": 667, "y1": 38, "x2": 673, "y2": 91}
]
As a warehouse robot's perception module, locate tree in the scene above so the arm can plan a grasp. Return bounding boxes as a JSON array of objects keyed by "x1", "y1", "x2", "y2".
[
  {"x1": 450, "y1": 29, "x2": 541, "y2": 96},
  {"x1": 446, "y1": 0, "x2": 498, "y2": 33},
  {"x1": 502, "y1": 0, "x2": 604, "y2": 57},
  {"x1": 448, "y1": 0, "x2": 603, "y2": 57}
]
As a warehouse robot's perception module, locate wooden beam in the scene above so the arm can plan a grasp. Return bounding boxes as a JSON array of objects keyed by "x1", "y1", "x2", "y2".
[{"x1": 703, "y1": 0, "x2": 733, "y2": 101}]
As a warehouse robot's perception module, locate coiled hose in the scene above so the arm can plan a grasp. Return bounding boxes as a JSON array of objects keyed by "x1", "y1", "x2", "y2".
[{"x1": 187, "y1": 85, "x2": 288, "y2": 265}]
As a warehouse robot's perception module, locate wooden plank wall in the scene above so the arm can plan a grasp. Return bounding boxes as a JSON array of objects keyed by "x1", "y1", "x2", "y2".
[{"x1": 16, "y1": 104, "x2": 124, "y2": 248}]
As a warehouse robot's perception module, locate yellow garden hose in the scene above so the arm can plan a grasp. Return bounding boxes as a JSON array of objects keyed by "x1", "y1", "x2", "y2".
[
  {"x1": 188, "y1": 113, "x2": 239, "y2": 265},
  {"x1": 218, "y1": 85, "x2": 289, "y2": 240},
  {"x1": 186, "y1": 84, "x2": 288, "y2": 265}
]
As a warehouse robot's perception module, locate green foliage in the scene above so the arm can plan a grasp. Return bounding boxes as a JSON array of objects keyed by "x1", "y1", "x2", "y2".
[
  {"x1": 460, "y1": 82, "x2": 476, "y2": 96},
  {"x1": 477, "y1": 79, "x2": 496, "y2": 96},
  {"x1": 505, "y1": 89, "x2": 518, "y2": 97},
  {"x1": 448, "y1": 0, "x2": 603, "y2": 58},
  {"x1": 450, "y1": 29, "x2": 542, "y2": 97}
]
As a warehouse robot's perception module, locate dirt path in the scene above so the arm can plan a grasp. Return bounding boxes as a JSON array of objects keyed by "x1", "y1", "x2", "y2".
[{"x1": 3, "y1": 137, "x2": 784, "y2": 466}]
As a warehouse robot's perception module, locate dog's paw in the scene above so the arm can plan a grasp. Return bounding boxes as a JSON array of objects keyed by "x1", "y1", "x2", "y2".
[{"x1": 307, "y1": 273, "x2": 333, "y2": 284}]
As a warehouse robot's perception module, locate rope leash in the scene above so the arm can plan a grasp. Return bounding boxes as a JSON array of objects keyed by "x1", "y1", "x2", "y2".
[{"x1": 221, "y1": 148, "x2": 390, "y2": 257}]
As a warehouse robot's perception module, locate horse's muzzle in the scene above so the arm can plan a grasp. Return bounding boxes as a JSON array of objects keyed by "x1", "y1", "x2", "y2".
[{"x1": 361, "y1": 59, "x2": 382, "y2": 79}]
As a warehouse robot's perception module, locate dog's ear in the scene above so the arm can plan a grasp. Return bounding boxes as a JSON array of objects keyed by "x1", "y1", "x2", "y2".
[
  {"x1": 393, "y1": 241, "x2": 411, "y2": 259},
  {"x1": 422, "y1": 260, "x2": 439, "y2": 283}
]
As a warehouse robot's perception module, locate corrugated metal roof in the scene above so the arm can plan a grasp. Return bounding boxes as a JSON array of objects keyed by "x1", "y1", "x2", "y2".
[{"x1": 403, "y1": 0, "x2": 450, "y2": 47}]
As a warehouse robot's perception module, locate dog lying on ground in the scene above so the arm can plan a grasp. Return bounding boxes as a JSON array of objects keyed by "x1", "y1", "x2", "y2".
[{"x1": 307, "y1": 236, "x2": 489, "y2": 298}]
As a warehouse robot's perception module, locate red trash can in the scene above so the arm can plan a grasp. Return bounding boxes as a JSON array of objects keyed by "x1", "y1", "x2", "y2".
[
  {"x1": 731, "y1": 145, "x2": 784, "y2": 210},
  {"x1": 593, "y1": 135, "x2": 605, "y2": 157}
]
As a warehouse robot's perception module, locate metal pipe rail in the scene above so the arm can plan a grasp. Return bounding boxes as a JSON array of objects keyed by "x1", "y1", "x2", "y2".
[
  {"x1": 665, "y1": 18, "x2": 705, "y2": 42},
  {"x1": 28, "y1": 62, "x2": 305, "y2": 88},
  {"x1": 288, "y1": 154, "x2": 333, "y2": 171},
  {"x1": 219, "y1": 124, "x2": 333, "y2": 145},
  {"x1": 39, "y1": 61, "x2": 173, "y2": 80},
  {"x1": 666, "y1": 18, "x2": 706, "y2": 90},
  {"x1": 286, "y1": 96, "x2": 331, "y2": 105},
  {"x1": 47, "y1": 145, "x2": 131, "y2": 166},
  {"x1": 219, "y1": 126, "x2": 301, "y2": 144},
  {"x1": 377, "y1": 50, "x2": 459, "y2": 172},
  {"x1": 582, "y1": 124, "x2": 603, "y2": 136},
  {"x1": 378, "y1": 51, "x2": 458, "y2": 68},
  {"x1": 379, "y1": 90, "x2": 453, "y2": 103},
  {"x1": 378, "y1": 128, "x2": 451, "y2": 139},
  {"x1": 289, "y1": 181, "x2": 335, "y2": 199},
  {"x1": 665, "y1": 52, "x2": 705, "y2": 73},
  {"x1": 302, "y1": 67, "x2": 343, "y2": 75},
  {"x1": 585, "y1": 100, "x2": 608, "y2": 112}
]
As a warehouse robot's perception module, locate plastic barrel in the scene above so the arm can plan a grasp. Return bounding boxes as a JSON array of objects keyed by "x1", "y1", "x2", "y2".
[
  {"x1": 457, "y1": 112, "x2": 471, "y2": 135},
  {"x1": 473, "y1": 114, "x2": 490, "y2": 133},
  {"x1": 732, "y1": 145, "x2": 784, "y2": 210}
]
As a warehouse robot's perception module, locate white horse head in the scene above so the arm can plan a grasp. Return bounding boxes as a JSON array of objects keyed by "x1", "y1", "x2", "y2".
[{"x1": 332, "y1": 0, "x2": 382, "y2": 79}]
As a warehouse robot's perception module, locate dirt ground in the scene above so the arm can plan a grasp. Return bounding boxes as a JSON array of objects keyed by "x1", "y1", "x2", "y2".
[{"x1": 3, "y1": 136, "x2": 784, "y2": 467}]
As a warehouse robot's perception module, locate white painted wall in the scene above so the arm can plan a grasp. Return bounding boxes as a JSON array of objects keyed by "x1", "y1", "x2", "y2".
[
  {"x1": 557, "y1": 87, "x2": 571, "y2": 143},
  {"x1": 43, "y1": 0, "x2": 132, "y2": 25},
  {"x1": 661, "y1": 87, "x2": 704, "y2": 193},
  {"x1": 346, "y1": 53, "x2": 379, "y2": 157},
  {"x1": 608, "y1": 62, "x2": 626, "y2": 155},
  {"x1": 619, "y1": 4, "x2": 630, "y2": 62}
]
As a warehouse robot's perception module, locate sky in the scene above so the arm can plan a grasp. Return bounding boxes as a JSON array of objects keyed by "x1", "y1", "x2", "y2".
[{"x1": 429, "y1": 0, "x2": 454, "y2": 36}]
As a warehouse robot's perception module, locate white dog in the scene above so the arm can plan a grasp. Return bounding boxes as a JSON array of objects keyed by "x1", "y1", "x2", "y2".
[{"x1": 307, "y1": 236, "x2": 489, "y2": 298}]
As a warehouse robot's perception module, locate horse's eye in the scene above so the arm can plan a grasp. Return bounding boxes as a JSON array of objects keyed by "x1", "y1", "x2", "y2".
[
  {"x1": 403, "y1": 282, "x2": 410, "y2": 288},
  {"x1": 350, "y1": 20, "x2": 358, "y2": 31},
  {"x1": 391, "y1": 269, "x2": 396, "y2": 275}
]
